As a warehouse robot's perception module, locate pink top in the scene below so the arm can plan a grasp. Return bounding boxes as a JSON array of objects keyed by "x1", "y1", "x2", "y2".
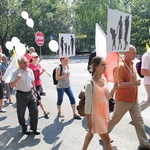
[{"x1": 28, "y1": 63, "x2": 41, "y2": 86}]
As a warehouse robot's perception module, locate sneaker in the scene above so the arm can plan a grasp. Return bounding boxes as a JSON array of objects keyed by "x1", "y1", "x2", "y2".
[
  {"x1": 0, "y1": 108, "x2": 6, "y2": 113},
  {"x1": 44, "y1": 111, "x2": 50, "y2": 116},
  {"x1": 30, "y1": 129, "x2": 40, "y2": 135},
  {"x1": 22, "y1": 130, "x2": 31, "y2": 135},
  {"x1": 74, "y1": 114, "x2": 81, "y2": 120},
  {"x1": 40, "y1": 92, "x2": 46, "y2": 96}
]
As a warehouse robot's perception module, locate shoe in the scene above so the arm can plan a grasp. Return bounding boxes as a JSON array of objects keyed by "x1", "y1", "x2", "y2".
[
  {"x1": 140, "y1": 144, "x2": 150, "y2": 150},
  {"x1": 44, "y1": 111, "x2": 50, "y2": 116},
  {"x1": 74, "y1": 114, "x2": 81, "y2": 120},
  {"x1": 0, "y1": 108, "x2": 6, "y2": 113},
  {"x1": 22, "y1": 130, "x2": 31, "y2": 135},
  {"x1": 32, "y1": 130, "x2": 40, "y2": 135},
  {"x1": 58, "y1": 112, "x2": 64, "y2": 118},
  {"x1": 110, "y1": 139, "x2": 113, "y2": 143},
  {"x1": 9, "y1": 100, "x2": 13, "y2": 104},
  {"x1": 40, "y1": 92, "x2": 46, "y2": 96}
]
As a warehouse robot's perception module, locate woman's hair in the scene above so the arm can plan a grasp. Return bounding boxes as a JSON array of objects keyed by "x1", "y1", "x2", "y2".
[
  {"x1": 91, "y1": 56, "x2": 104, "y2": 76},
  {"x1": 30, "y1": 58, "x2": 33, "y2": 63}
]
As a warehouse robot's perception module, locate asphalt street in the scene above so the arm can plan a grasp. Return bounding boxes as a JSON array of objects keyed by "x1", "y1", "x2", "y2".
[{"x1": 0, "y1": 56, "x2": 150, "y2": 150}]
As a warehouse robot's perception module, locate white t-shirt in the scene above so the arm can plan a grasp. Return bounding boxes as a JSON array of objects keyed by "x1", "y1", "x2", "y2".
[
  {"x1": 141, "y1": 53, "x2": 150, "y2": 84},
  {"x1": 11, "y1": 68, "x2": 35, "y2": 92}
]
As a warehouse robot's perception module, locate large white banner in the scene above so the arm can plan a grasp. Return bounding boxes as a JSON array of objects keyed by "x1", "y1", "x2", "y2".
[
  {"x1": 59, "y1": 33, "x2": 75, "y2": 58},
  {"x1": 107, "y1": 9, "x2": 132, "y2": 52}
]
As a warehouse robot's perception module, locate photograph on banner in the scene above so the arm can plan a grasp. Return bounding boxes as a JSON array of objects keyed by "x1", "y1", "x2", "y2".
[
  {"x1": 106, "y1": 9, "x2": 132, "y2": 52},
  {"x1": 59, "y1": 33, "x2": 75, "y2": 57}
]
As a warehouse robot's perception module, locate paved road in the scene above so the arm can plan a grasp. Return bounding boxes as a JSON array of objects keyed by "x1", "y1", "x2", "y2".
[{"x1": 0, "y1": 57, "x2": 150, "y2": 150}]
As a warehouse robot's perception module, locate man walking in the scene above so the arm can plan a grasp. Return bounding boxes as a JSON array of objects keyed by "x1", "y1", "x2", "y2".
[
  {"x1": 10, "y1": 56, "x2": 40, "y2": 135},
  {"x1": 108, "y1": 45, "x2": 150, "y2": 149}
]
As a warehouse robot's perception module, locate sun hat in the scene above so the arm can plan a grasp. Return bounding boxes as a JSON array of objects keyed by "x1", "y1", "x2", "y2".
[{"x1": 31, "y1": 52, "x2": 38, "y2": 57}]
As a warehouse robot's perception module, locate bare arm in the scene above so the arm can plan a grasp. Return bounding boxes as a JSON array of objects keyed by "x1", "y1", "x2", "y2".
[
  {"x1": 119, "y1": 80, "x2": 140, "y2": 88},
  {"x1": 141, "y1": 69, "x2": 150, "y2": 76},
  {"x1": 40, "y1": 68, "x2": 45, "y2": 75}
]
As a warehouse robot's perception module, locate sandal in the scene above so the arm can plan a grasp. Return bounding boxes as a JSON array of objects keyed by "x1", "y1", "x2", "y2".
[
  {"x1": 74, "y1": 114, "x2": 81, "y2": 120},
  {"x1": 9, "y1": 100, "x2": 13, "y2": 104},
  {"x1": 58, "y1": 112, "x2": 64, "y2": 118}
]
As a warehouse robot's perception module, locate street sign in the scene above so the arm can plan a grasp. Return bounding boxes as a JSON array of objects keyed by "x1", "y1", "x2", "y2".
[
  {"x1": 50, "y1": 35, "x2": 54, "y2": 40},
  {"x1": 35, "y1": 31, "x2": 44, "y2": 46}
]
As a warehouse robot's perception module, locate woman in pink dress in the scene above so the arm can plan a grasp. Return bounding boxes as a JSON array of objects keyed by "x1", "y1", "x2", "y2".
[{"x1": 82, "y1": 56, "x2": 118, "y2": 150}]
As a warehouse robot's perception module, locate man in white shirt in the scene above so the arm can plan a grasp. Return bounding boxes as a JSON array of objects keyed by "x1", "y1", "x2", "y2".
[{"x1": 10, "y1": 56, "x2": 40, "y2": 135}]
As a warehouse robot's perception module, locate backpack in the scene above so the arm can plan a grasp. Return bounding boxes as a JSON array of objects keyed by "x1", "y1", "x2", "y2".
[
  {"x1": 52, "y1": 64, "x2": 63, "y2": 85},
  {"x1": 136, "y1": 57, "x2": 144, "y2": 78}
]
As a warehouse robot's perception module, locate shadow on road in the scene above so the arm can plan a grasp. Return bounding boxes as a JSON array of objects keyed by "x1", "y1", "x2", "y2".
[
  {"x1": 0, "y1": 125, "x2": 41, "y2": 149},
  {"x1": 42, "y1": 117, "x2": 73, "y2": 150}
]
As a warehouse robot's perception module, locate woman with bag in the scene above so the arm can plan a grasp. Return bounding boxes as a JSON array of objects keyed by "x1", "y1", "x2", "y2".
[
  {"x1": 55, "y1": 56, "x2": 81, "y2": 119},
  {"x1": 82, "y1": 56, "x2": 118, "y2": 150}
]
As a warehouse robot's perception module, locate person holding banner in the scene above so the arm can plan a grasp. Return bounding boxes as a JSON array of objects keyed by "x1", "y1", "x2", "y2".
[
  {"x1": 28, "y1": 52, "x2": 50, "y2": 117},
  {"x1": 82, "y1": 56, "x2": 118, "y2": 150},
  {"x1": 28, "y1": 47, "x2": 46, "y2": 96},
  {"x1": 108, "y1": 45, "x2": 150, "y2": 149}
]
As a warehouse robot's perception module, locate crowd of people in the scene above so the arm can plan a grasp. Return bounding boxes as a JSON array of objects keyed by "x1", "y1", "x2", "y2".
[
  {"x1": 0, "y1": 46, "x2": 81, "y2": 135},
  {"x1": 1, "y1": 44, "x2": 150, "y2": 149}
]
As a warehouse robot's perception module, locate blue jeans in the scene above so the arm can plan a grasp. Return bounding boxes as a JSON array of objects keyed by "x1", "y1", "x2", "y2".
[
  {"x1": 57, "y1": 86, "x2": 75, "y2": 105},
  {"x1": 36, "y1": 85, "x2": 41, "y2": 100}
]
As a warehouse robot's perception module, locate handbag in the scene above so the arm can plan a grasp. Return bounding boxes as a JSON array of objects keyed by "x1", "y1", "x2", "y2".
[{"x1": 76, "y1": 80, "x2": 94, "y2": 116}]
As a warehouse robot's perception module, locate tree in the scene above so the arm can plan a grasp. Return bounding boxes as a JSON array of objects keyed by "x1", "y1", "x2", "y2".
[{"x1": 128, "y1": 0, "x2": 150, "y2": 53}]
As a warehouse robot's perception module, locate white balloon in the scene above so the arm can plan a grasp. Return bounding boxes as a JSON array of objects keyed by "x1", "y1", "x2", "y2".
[
  {"x1": 11, "y1": 37, "x2": 20, "y2": 47},
  {"x1": 21, "y1": 11, "x2": 29, "y2": 20},
  {"x1": 15, "y1": 43, "x2": 26, "y2": 56},
  {"x1": 6, "y1": 41, "x2": 13, "y2": 51},
  {"x1": 48, "y1": 40, "x2": 58, "y2": 52},
  {"x1": 26, "y1": 18, "x2": 34, "y2": 28}
]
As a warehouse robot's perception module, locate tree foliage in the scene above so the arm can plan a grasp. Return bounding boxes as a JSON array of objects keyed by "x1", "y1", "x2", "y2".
[
  {"x1": 0, "y1": 0, "x2": 149, "y2": 55},
  {"x1": 128, "y1": 0, "x2": 150, "y2": 53}
]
